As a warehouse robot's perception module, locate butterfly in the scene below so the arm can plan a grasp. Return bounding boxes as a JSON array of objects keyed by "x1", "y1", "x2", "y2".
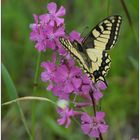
[{"x1": 59, "y1": 15, "x2": 122, "y2": 85}]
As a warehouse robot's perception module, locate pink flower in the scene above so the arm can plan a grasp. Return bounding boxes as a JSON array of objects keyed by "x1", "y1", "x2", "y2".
[
  {"x1": 81, "y1": 75, "x2": 92, "y2": 95},
  {"x1": 46, "y1": 2, "x2": 66, "y2": 26},
  {"x1": 52, "y1": 60, "x2": 82, "y2": 99},
  {"x1": 45, "y1": 25, "x2": 65, "y2": 50},
  {"x1": 57, "y1": 107, "x2": 74, "y2": 128},
  {"x1": 30, "y1": 22, "x2": 65, "y2": 51},
  {"x1": 41, "y1": 54, "x2": 57, "y2": 91},
  {"x1": 92, "y1": 81, "x2": 107, "y2": 101},
  {"x1": 96, "y1": 81, "x2": 107, "y2": 90},
  {"x1": 30, "y1": 2, "x2": 109, "y2": 136},
  {"x1": 81, "y1": 112, "x2": 108, "y2": 138}
]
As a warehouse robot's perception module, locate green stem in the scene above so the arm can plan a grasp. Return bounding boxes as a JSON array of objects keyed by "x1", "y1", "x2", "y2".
[
  {"x1": 107, "y1": 0, "x2": 110, "y2": 16},
  {"x1": 33, "y1": 52, "x2": 42, "y2": 92},
  {"x1": 2, "y1": 96, "x2": 57, "y2": 106},
  {"x1": 89, "y1": 90, "x2": 103, "y2": 140},
  {"x1": 31, "y1": 52, "x2": 41, "y2": 139},
  {"x1": 17, "y1": 102, "x2": 33, "y2": 140},
  {"x1": 120, "y1": 0, "x2": 138, "y2": 44}
]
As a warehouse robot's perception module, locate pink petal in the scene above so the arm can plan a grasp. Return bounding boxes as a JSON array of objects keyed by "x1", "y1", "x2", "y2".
[
  {"x1": 57, "y1": 117, "x2": 65, "y2": 125},
  {"x1": 82, "y1": 75, "x2": 91, "y2": 84},
  {"x1": 35, "y1": 42, "x2": 46, "y2": 52},
  {"x1": 69, "y1": 31, "x2": 82, "y2": 42},
  {"x1": 30, "y1": 29, "x2": 38, "y2": 41},
  {"x1": 67, "y1": 109, "x2": 74, "y2": 116},
  {"x1": 99, "y1": 124, "x2": 108, "y2": 133},
  {"x1": 81, "y1": 85, "x2": 91, "y2": 94},
  {"x1": 96, "y1": 81, "x2": 107, "y2": 90},
  {"x1": 45, "y1": 39, "x2": 56, "y2": 50},
  {"x1": 49, "y1": 20, "x2": 55, "y2": 26},
  {"x1": 65, "y1": 118, "x2": 71, "y2": 128},
  {"x1": 70, "y1": 67, "x2": 81, "y2": 77},
  {"x1": 33, "y1": 14, "x2": 38, "y2": 23},
  {"x1": 41, "y1": 71, "x2": 50, "y2": 82},
  {"x1": 96, "y1": 112, "x2": 105, "y2": 121},
  {"x1": 93, "y1": 89, "x2": 103, "y2": 101},
  {"x1": 47, "y1": 82, "x2": 54, "y2": 90},
  {"x1": 81, "y1": 124, "x2": 90, "y2": 134},
  {"x1": 47, "y1": 2, "x2": 57, "y2": 14},
  {"x1": 54, "y1": 65, "x2": 68, "y2": 82},
  {"x1": 81, "y1": 113, "x2": 92, "y2": 123},
  {"x1": 67, "y1": 59, "x2": 75, "y2": 67},
  {"x1": 72, "y1": 78, "x2": 82, "y2": 89},
  {"x1": 45, "y1": 25, "x2": 53, "y2": 35},
  {"x1": 58, "y1": 45, "x2": 67, "y2": 55},
  {"x1": 52, "y1": 53, "x2": 57, "y2": 63},
  {"x1": 54, "y1": 27, "x2": 65, "y2": 37},
  {"x1": 56, "y1": 6, "x2": 66, "y2": 17},
  {"x1": 55, "y1": 17, "x2": 64, "y2": 26},
  {"x1": 64, "y1": 81, "x2": 74, "y2": 93},
  {"x1": 59, "y1": 92, "x2": 70, "y2": 100},
  {"x1": 39, "y1": 14, "x2": 49, "y2": 24},
  {"x1": 89, "y1": 128, "x2": 100, "y2": 138}
]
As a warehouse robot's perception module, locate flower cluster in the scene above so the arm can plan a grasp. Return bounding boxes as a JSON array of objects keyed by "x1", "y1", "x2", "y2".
[
  {"x1": 81, "y1": 112, "x2": 108, "y2": 137},
  {"x1": 30, "y1": 2, "x2": 108, "y2": 138}
]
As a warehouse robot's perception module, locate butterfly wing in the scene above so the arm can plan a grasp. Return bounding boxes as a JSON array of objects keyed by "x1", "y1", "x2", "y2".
[
  {"x1": 59, "y1": 37, "x2": 111, "y2": 84},
  {"x1": 59, "y1": 15, "x2": 122, "y2": 84},
  {"x1": 59, "y1": 37, "x2": 89, "y2": 72},
  {"x1": 82, "y1": 15, "x2": 122, "y2": 50},
  {"x1": 81, "y1": 15, "x2": 122, "y2": 83},
  {"x1": 86, "y1": 49, "x2": 111, "y2": 83}
]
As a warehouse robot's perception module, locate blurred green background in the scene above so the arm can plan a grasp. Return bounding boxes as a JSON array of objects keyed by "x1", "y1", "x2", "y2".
[{"x1": 2, "y1": 0, "x2": 138, "y2": 140}]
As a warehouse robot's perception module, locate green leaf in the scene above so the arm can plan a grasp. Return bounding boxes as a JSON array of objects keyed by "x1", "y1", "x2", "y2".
[
  {"x1": 2, "y1": 63, "x2": 18, "y2": 100},
  {"x1": 129, "y1": 56, "x2": 138, "y2": 71}
]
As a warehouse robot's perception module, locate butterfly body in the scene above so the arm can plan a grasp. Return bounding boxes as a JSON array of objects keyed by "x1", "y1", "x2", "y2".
[{"x1": 59, "y1": 15, "x2": 122, "y2": 85}]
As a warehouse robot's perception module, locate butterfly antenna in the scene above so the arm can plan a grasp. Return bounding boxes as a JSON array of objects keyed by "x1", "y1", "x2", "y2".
[
  {"x1": 65, "y1": 30, "x2": 69, "y2": 36},
  {"x1": 81, "y1": 26, "x2": 89, "y2": 37}
]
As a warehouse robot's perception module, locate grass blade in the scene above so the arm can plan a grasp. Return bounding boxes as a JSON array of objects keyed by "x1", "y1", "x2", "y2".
[{"x1": 2, "y1": 63, "x2": 33, "y2": 140}]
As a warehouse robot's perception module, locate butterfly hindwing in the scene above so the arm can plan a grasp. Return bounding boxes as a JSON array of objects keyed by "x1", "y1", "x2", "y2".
[
  {"x1": 82, "y1": 15, "x2": 122, "y2": 50},
  {"x1": 86, "y1": 49, "x2": 111, "y2": 83}
]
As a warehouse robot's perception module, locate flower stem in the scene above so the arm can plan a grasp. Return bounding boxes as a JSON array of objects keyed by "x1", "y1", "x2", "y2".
[
  {"x1": 89, "y1": 90, "x2": 103, "y2": 140},
  {"x1": 99, "y1": 133, "x2": 103, "y2": 140},
  {"x1": 31, "y1": 52, "x2": 41, "y2": 139},
  {"x1": 89, "y1": 90, "x2": 96, "y2": 115}
]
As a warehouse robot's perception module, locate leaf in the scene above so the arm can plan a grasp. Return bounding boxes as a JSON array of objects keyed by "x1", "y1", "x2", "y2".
[
  {"x1": 128, "y1": 56, "x2": 138, "y2": 71},
  {"x1": 2, "y1": 63, "x2": 18, "y2": 100}
]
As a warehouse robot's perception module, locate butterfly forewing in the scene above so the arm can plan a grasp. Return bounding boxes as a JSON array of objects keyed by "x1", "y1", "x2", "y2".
[
  {"x1": 59, "y1": 37, "x2": 90, "y2": 73},
  {"x1": 82, "y1": 15, "x2": 122, "y2": 50}
]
